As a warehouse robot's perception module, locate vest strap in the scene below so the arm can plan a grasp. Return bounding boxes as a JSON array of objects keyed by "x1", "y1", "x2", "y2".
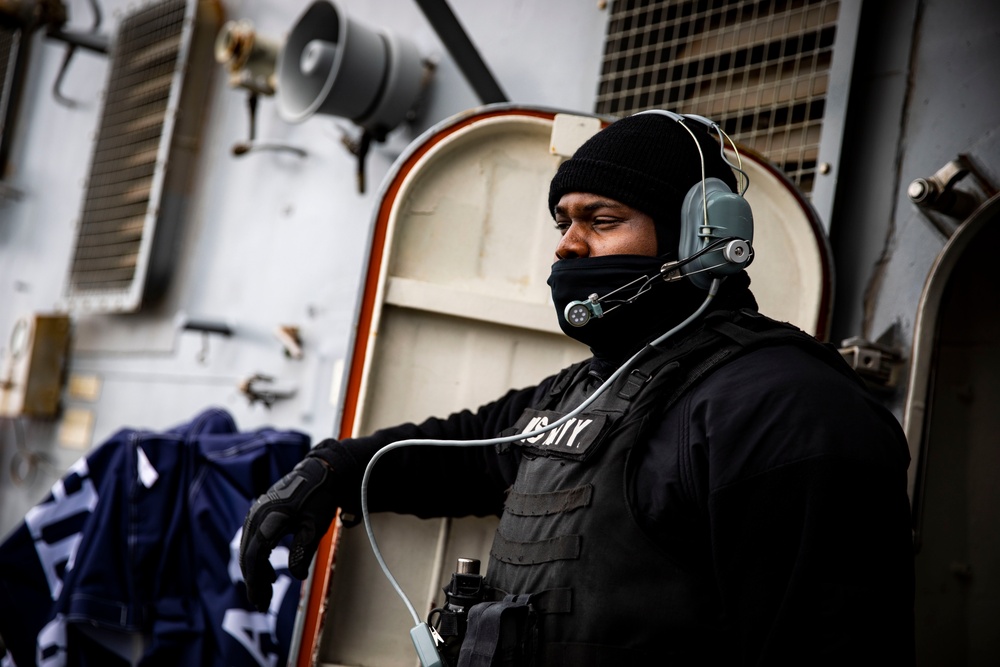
[
  {"x1": 457, "y1": 594, "x2": 536, "y2": 667},
  {"x1": 504, "y1": 485, "x2": 593, "y2": 517},
  {"x1": 616, "y1": 368, "x2": 651, "y2": 400},
  {"x1": 489, "y1": 587, "x2": 573, "y2": 615},
  {"x1": 662, "y1": 346, "x2": 737, "y2": 409},
  {"x1": 542, "y1": 361, "x2": 591, "y2": 410},
  {"x1": 491, "y1": 532, "x2": 582, "y2": 565}
]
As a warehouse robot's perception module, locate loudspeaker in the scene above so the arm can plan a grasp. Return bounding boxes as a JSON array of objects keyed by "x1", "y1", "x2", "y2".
[{"x1": 276, "y1": 0, "x2": 424, "y2": 134}]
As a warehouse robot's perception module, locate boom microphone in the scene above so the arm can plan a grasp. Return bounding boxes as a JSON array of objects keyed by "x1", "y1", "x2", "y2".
[
  {"x1": 563, "y1": 273, "x2": 655, "y2": 328},
  {"x1": 561, "y1": 236, "x2": 753, "y2": 328},
  {"x1": 564, "y1": 295, "x2": 603, "y2": 327}
]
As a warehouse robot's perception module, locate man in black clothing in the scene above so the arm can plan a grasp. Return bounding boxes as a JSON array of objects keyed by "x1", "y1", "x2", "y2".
[{"x1": 240, "y1": 112, "x2": 916, "y2": 665}]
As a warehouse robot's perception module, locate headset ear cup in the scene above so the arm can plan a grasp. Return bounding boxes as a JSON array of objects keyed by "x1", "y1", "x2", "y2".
[
  {"x1": 678, "y1": 177, "x2": 754, "y2": 290},
  {"x1": 635, "y1": 110, "x2": 754, "y2": 290}
]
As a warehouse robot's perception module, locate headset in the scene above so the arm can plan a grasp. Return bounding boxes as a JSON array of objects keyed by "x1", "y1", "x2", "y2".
[
  {"x1": 359, "y1": 110, "x2": 755, "y2": 667},
  {"x1": 563, "y1": 110, "x2": 754, "y2": 327}
]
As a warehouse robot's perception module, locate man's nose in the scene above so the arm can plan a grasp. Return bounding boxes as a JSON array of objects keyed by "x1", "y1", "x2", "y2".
[{"x1": 555, "y1": 225, "x2": 588, "y2": 259}]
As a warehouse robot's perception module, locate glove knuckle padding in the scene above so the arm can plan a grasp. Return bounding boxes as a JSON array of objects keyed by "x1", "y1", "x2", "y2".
[
  {"x1": 239, "y1": 455, "x2": 338, "y2": 608},
  {"x1": 267, "y1": 474, "x2": 306, "y2": 503}
]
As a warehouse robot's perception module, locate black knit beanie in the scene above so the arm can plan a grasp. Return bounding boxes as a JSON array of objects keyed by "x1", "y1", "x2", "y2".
[{"x1": 548, "y1": 113, "x2": 739, "y2": 257}]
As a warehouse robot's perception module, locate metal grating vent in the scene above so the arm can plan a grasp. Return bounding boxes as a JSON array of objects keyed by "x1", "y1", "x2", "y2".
[
  {"x1": 65, "y1": 0, "x2": 219, "y2": 312},
  {"x1": 597, "y1": 0, "x2": 840, "y2": 195}
]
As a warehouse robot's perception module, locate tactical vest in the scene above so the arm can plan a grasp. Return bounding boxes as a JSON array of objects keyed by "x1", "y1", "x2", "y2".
[{"x1": 474, "y1": 309, "x2": 859, "y2": 666}]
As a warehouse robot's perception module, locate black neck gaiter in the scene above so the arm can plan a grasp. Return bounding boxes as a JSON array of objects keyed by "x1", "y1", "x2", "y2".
[{"x1": 547, "y1": 255, "x2": 714, "y2": 366}]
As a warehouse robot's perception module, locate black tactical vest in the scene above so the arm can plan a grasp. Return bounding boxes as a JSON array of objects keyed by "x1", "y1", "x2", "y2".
[{"x1": 479, "y1": 309, "x2": 857, "y2": 665}]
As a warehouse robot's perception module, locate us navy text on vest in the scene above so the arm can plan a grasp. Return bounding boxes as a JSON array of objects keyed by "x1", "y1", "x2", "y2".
[{"x1": 509, "y1": 410, "x2": 608, "y2": 460}]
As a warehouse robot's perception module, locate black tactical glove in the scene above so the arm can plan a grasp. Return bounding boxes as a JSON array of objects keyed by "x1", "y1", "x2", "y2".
[{"x1": 239, "y1": 455, "x2": 339, "y2": 611}]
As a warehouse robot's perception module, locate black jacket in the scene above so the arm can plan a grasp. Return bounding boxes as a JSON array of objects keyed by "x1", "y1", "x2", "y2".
[{"x1": 311, "y1": 313, "x2": 915, "y2": 665}]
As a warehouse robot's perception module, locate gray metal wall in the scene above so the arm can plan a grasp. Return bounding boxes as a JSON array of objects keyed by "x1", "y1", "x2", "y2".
[
  {"x1": 0, "y1": 0, "x2": 608, "y2": 537},
  {"x1": 829, "y1": 0, "x2": 1000, "y2": 402}
]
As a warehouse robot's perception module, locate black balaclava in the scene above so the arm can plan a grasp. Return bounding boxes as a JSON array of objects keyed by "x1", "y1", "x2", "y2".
[{"x1": 545, "y1": 113, "x2": 756, "y2": 370}]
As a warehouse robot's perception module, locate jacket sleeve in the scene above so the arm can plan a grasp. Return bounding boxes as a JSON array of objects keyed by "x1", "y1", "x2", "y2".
[
  {"x1": 643, "y1": 344, "x2": 915, "y2": 664},
  {"x1": 308, "y1": 380, "x2": 550, "y2": 521}
]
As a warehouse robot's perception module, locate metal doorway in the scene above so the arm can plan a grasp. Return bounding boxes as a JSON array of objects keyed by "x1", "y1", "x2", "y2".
[{"x1": 907, "y1": 195, "x2": 1000, "y2": 665}]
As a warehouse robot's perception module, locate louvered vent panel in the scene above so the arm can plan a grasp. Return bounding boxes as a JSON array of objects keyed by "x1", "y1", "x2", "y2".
[
  {"x1": 65, "y1": 0, "x2": 219, "y2": 312},
  {"x1": 597, "y1": 0, "x2": 840, "y2": 195}
]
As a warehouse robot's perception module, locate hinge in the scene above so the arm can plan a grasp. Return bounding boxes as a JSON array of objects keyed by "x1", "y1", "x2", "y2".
[{"x1": 838, "y1": 336, "x2": 904, "y2": 391}]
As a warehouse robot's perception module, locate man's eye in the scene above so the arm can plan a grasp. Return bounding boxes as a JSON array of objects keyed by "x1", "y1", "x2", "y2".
[
  {"x1": 592, "y1": 218, "x2": 619, "y2": 227},
  {"x1": 554, "y1": 221, "x2": 570, "y2": 234}
]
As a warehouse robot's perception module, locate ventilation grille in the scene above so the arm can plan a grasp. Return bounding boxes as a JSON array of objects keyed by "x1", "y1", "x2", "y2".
[
  {"x1": 597, "y1": 0, "x2": 840, "y2": 195},
  {"x1": 65, "y1": 0, "x2": 218, "y2": 312}
]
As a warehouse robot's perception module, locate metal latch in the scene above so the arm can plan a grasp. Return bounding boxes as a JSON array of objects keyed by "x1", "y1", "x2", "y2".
[{"x1": 238, "y1": 373, "x2": 297, "y2": 408}]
